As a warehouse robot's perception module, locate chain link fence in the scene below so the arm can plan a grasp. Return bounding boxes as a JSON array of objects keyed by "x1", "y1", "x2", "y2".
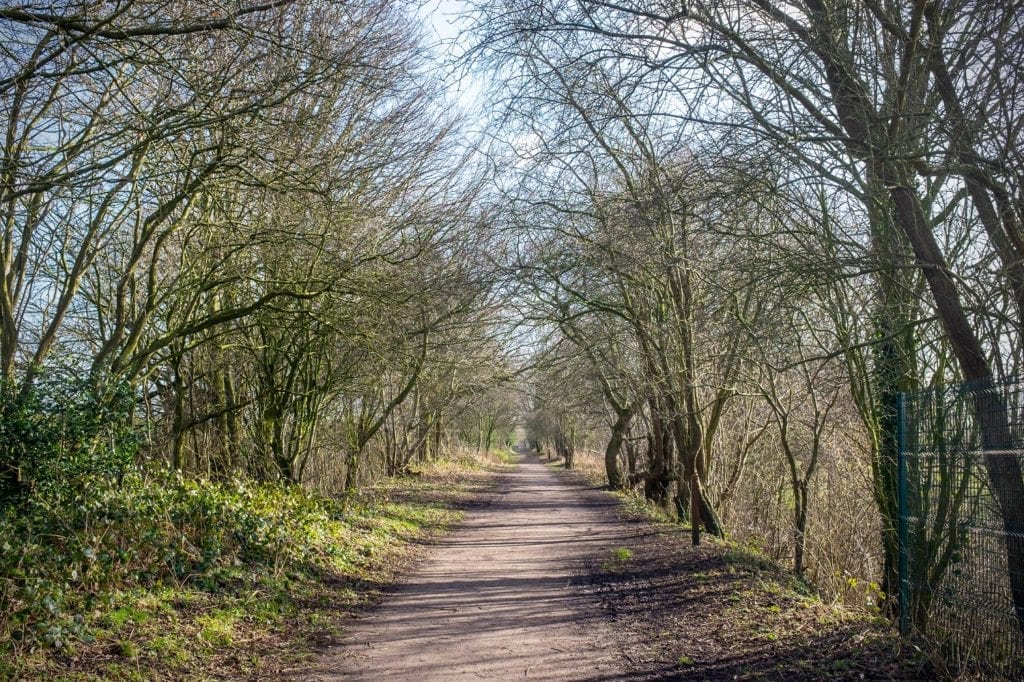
[{"x1": 898, "y1": 378, "x2": 1024, "y2": 677}]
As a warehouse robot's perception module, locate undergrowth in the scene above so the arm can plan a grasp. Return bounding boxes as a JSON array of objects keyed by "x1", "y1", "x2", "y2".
[
  {"x1": 0, "y1": 457, "x2": 492, "y2": 680},
  {"x1": 550, "y1": 448, "x2": 883, "y2": 613},
  {"x1": 548, "y1": 449, "x2": 929, "y2": 679}
]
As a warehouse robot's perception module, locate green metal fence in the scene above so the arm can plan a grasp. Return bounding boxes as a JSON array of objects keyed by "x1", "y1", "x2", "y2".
[{"x1": 898, "y1": 378, "x2": 1024, "y2": 676}]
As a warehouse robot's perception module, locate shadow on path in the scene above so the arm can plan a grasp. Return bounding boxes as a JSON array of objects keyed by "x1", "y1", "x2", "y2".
[
  {"x1": 311, "y1": 454, "x2": 631, "y2": 681},
  {"x1": 311, "y1": 454, "x2": 927, "y2": 681}
]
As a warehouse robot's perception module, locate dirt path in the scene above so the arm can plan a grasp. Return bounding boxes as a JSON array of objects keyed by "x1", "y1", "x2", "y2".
[
  {"x1": 311, "y1": 455, "x2": 924, "y2": 681},
  {"x1": 312, "y1": 455, "x2": 631, "y2": 681}
]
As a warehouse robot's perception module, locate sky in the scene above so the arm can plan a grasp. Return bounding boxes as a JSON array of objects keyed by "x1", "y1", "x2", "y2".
[
  {"x1": 420, "y1": 0, "x2": 470, "y2": 45},
  {"x1": 417, "y1": 0, "x2": 485, "y2": 117}
]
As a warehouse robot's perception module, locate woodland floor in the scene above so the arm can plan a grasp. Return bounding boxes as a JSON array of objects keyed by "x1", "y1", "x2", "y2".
[
  {"x1": 310, "y1": 453, "x2": 932, "y2": 681},
  {"x1": 4, "y1": 462, "x2": 501, "y2": 681}
]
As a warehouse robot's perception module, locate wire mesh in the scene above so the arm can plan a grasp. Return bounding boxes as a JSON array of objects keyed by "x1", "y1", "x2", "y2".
[{"x1": 900, "y1": 378, "x2": 1024, "y2": 677}]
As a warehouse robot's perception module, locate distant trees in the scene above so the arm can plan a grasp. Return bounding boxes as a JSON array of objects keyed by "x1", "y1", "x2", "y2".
[{"x1": 483, "y1": 38, "x2": 769, "y2": 540}]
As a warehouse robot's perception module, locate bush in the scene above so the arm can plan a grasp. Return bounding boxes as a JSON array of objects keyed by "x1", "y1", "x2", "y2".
[
  {"x1": 0, "y1": 373, "x2": 136, "y2": 502},
  {"x1": 0, "y1": 372, "x2": 353, "y2": 655}
]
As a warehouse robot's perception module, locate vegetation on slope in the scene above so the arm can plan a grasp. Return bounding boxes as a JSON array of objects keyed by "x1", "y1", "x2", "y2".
[
  {"x1": 544, "y1": 449, "x2": 931, "y2": 679},
  {"x1": 1, "y1": 454, "x2": 501, "y2": 681}
]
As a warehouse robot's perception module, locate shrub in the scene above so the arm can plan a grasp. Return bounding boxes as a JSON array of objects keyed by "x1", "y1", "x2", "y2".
[{"x1": 0, "y1": 373, "x2": 136, "y2": 502}]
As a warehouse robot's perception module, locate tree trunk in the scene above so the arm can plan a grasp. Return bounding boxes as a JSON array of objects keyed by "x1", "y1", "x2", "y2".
[
  {"x1": 805, "y1": 20, "x2": 1024, "y2": 628},
  {"x1": 433, "y1": 416, "x2": 442, "y2": 461},
  {"x1": 886, "y1": 183, "x2": 1024, "y2": 629},
  {"x1": 556, "y1": 429, "x2": 575, "y2": 470},
  {"x1": 171, "y1": 364, "x2": 186, "y2": 471},
  {"x1": 794, "y1": 480, "x2": 808, "y2": 577},
  {"x1": 689, "y1": 473, "x2": 701, "y2": 546},
  {"x1": 343, "y1": 450, "x2": 360, "y2": 496},
  {"x1": 484, "y1": 419, "x2": 496, "y2": 454},
  {"x1": 625, "y1": 436, "x2": 637, "y2": 482},
  {"x1": 677, "y1": 468, "x2": 723, "y2": 543},
  {"x1": 645, "y1": 402, "x2": 672, "y2": 508},
  {"x1": 974, "y1": 387, "x2": 1024, "y2": 631},
  {"x1": 604, "y1": 408, "x2": 632, "y2": 489},
  {"x1": 418, "y1": 411, "x2": 432, "y2": 462}
]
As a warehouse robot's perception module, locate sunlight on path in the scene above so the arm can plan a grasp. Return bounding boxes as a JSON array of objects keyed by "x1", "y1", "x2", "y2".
[{"x1": 312, "y1": 457, "x2": 630, "y2": 680}]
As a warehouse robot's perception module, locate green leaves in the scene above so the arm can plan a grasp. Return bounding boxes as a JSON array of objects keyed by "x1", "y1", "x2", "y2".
[
  {"x1": 0, "y1": 373, "x2": 137, "y2": 504},
  {"x1": 0, "y1": 468, "x2": 345, "y2": 653}
]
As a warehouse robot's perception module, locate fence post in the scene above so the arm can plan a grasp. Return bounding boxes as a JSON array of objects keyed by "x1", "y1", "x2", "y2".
[{"x1": 897, "y1": 391, "x2": 910, "y2": 636}]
